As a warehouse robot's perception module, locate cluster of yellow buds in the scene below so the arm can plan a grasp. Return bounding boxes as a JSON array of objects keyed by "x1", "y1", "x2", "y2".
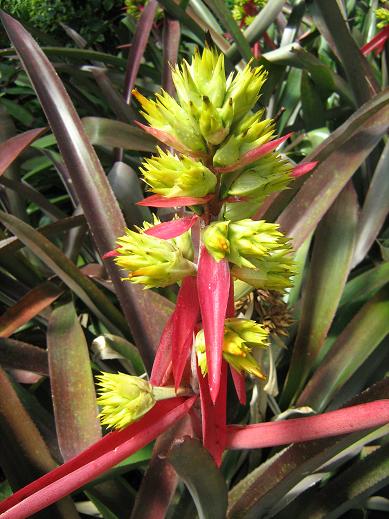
[
  {"x1": 100, "y1": 47, "x2": 303, "y2": 427},
  {"x1": 113, "y1": 219, "x2": 196, "y2": 288},
  {"x1": 203, "y1": 219, "x2": 295, "y2": 290},
  {"x1": 195, "y1": 318, "x2": 269, "y2": 379}
]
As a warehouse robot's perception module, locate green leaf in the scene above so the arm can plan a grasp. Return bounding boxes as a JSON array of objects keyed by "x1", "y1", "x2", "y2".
[
  {"x1": 48, "y1": 298, "x2": 101, "y2": 461},
  {"x1": 286, "y1": 442, "x2": 389, "y2": 518},
  {"x1": 297, "y1": 286, "x2": 389, "y2": 411},
  {"x1": 282, "y1": 183, "x2": 358, "y2": 406},
  {"x1": 168, "y1": 437, "x2": 228, "y2": 519},
  {"x1": 82, "y1": 117, "x2": 156, "y2": 152},
  {"x1": 352, "y1": 139, "x2": 389, "y2": 267},
  {"x1": 278, "y1": 88, "x2": 389, "y2": 250}
]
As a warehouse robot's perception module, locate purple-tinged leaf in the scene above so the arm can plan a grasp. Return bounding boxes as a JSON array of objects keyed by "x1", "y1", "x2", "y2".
[
  {"x1": 130, "y1": 417, "x2": 192, "y2": 519},
  {"x1": 288, "y1": 442, "x2": 389, "y2": 518},
  {"x1": 0, "y1": 337, "x2": 48, "y2": 376},
  {"x1": 123, "y1": 0, "x2": 158, "y2": 105},
  {"x1": 172, "y1": 276, "x2": 200, "y2": 389},
  {"x1": 137, "y1": 194, "x2": 214, "y2": 207},
  {"x1": 297, "y1": 286, "x2": 389, "y2": 411},
  {"x1": 197, "y1": 361, "x2": 227, "y2": 466},
  {"x1": 0, "y1": 397, "x2": 196, "y2": 518},
  {"x1": 167, "y1": 437, "x2": 228, "y2": 519},
  {"x1": 278, "y1": 88, "x2": 389, "y2": 250},
  {"x1": 0, "y1": 12, "x2": 165, "y2": 370},
  {"x1": 0, "y1": 281, "x2": 63, "y2": 337},
  {"x1": 162, "y1": 16, "x2": 181, "y2": 95},
  {"x1": 214, "y1": 134, "x2": 292, "y2": 174},
  {"x1": 145, "y1": 215, "x2": 198, "y2": 240},
  {"x1": 48, "y1": 299, "x2": 101, "y2": 461},
  {"x1": 226, "y1": 400, "x2": 389, "y2": 449},
  {"x1": 291, "y1": 161, "x2": 318, "y2": 178},
  {"x1": 0, "y1": 210, "x2": 128, "y2": 336},
  {"x1": 197, "y1": 246, "x2": 230, "y2": 403},
  {"x1": 352, "y1": 139, "x2": 389, "y2": 268},
  {"x1": 0, "y1": 127, "x2": 46, "y2": 176},
  {"x1": 83, "y1": 117, "x2": 155, "y2": 152},
  {"x1": 281, "y1": 183, "x2": 358, "y2": 406},
  {"x1": 0, "y1": 367, "x2": 79, "y2": 518}
]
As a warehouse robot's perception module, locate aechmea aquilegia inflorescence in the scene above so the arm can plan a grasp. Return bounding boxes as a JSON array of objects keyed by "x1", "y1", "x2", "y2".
[{"x1": 101, "y1": 47, "x2": 317, "y2": 463}]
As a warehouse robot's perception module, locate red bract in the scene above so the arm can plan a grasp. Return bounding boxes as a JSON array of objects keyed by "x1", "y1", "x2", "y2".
[
  {"x1": 292, "y1": 161, "x2": 318, "y2": 178},
  {"x1": 360, "y1": 26, "x2": 389, "y2": 56},
  {"x1": 214, "y1": 133, "x2": 293, "y2": 174},
  {"x1": 197, "y1": 361, "x2": 227, "y2": 466},
  {"x1": 172, "y1": 276, "x2": 200, "y2": 389},
  {"x1": 136, "y1": 193, "x2": 214, "y2": 207},
  {"x1": 150, "y1": 313, "x2": 174, "y2": 386},
  {"x1": 197, "y1": 246, "x2": 230, "y2": 403},
  {"x1": 226, "y1": 400, "x2": 389, "y2": 449},
  {"x1": 102, "y1": 248, "x2": 119, "y2": 259},
  {"x1": 144, "y1": 215, "x2": 199, "y2": 239},
  {"x1": 0, "y1": 397, "x2": 197, "y2": 518}
]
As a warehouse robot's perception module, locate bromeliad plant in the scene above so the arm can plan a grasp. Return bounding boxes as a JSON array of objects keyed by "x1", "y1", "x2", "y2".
[
  {"x1": 1, "y1": 5, "x2": 389, "y2": 517},
  {"x1": 99, "y1": 47, "x2": 312, "y2": 463}
]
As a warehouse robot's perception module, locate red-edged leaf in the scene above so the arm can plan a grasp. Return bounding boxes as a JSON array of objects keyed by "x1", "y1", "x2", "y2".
[
  {"x1": 172, "y1": 277, "x2": 200, "y2": 389},
  {"x1": 197, "y1": 361, "x2": 227, "y2": 467},
  {"x1": 0, "y1": 397, "x2": 197, "y2": 518},
  {"x1": 214, "y1": 133, "x2": 293, "y2": 174},
  {"x1": 197, "y1": 246, "x2": 230, "y2": 403},
  {"x1": 292, "y1": 161, "x2": 318, "y2": 178},
  {"x1": 134, "y1": 121, "x2": 206, "y2": 159},
  {"x1": 226, "y1": 400, "x2": 389, "y2": 449},
  {"x1": 102, "y1": 248, "x2": 119, "y2": 259},
  {"x1": 150, "y1": 313, "x2": 174, "y2": 386},
  {"x1": 137, "y1": 194, "x2": 214, "y2": 207},
  {"x1": 0, "y1": 127, "x2": 46, "y2": 176},
  {"x1": 360, "y1": 26, "x2": 389, "y2": 56},
  {"x1": 144, "y1": 215, "x2": 199, "y2": 240}
]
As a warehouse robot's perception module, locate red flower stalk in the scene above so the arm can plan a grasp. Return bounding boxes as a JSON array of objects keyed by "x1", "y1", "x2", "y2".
[{"x1": 226, "y1": 400, "x2": 389, "y2": 449}]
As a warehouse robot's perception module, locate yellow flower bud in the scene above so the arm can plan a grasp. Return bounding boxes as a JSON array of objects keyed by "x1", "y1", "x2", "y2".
[
  {"x1": 140, "y1": 147, "x2": 216, "y2": 198},
  {"x1": 203, "y1": 221, "x2": 230, "y2": 261},
  {"x1": 222, "y1": 62, "x2": 267, "y2": 124},
  {"x1": 114, "y1": 221, "x2": 196, "y2": 288},
  {"x1": 97, "y1": 373, "x2": 155, "y2": 429},
  {"x1": 195, "y1": 318, "x2": 269, "y2": 379},
  {"x1": 232, "y1": 248, "x2": 296, "y2": 293},
  {"x1": 228, "y1": 219, "x2": 286, "y2": 268}
]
